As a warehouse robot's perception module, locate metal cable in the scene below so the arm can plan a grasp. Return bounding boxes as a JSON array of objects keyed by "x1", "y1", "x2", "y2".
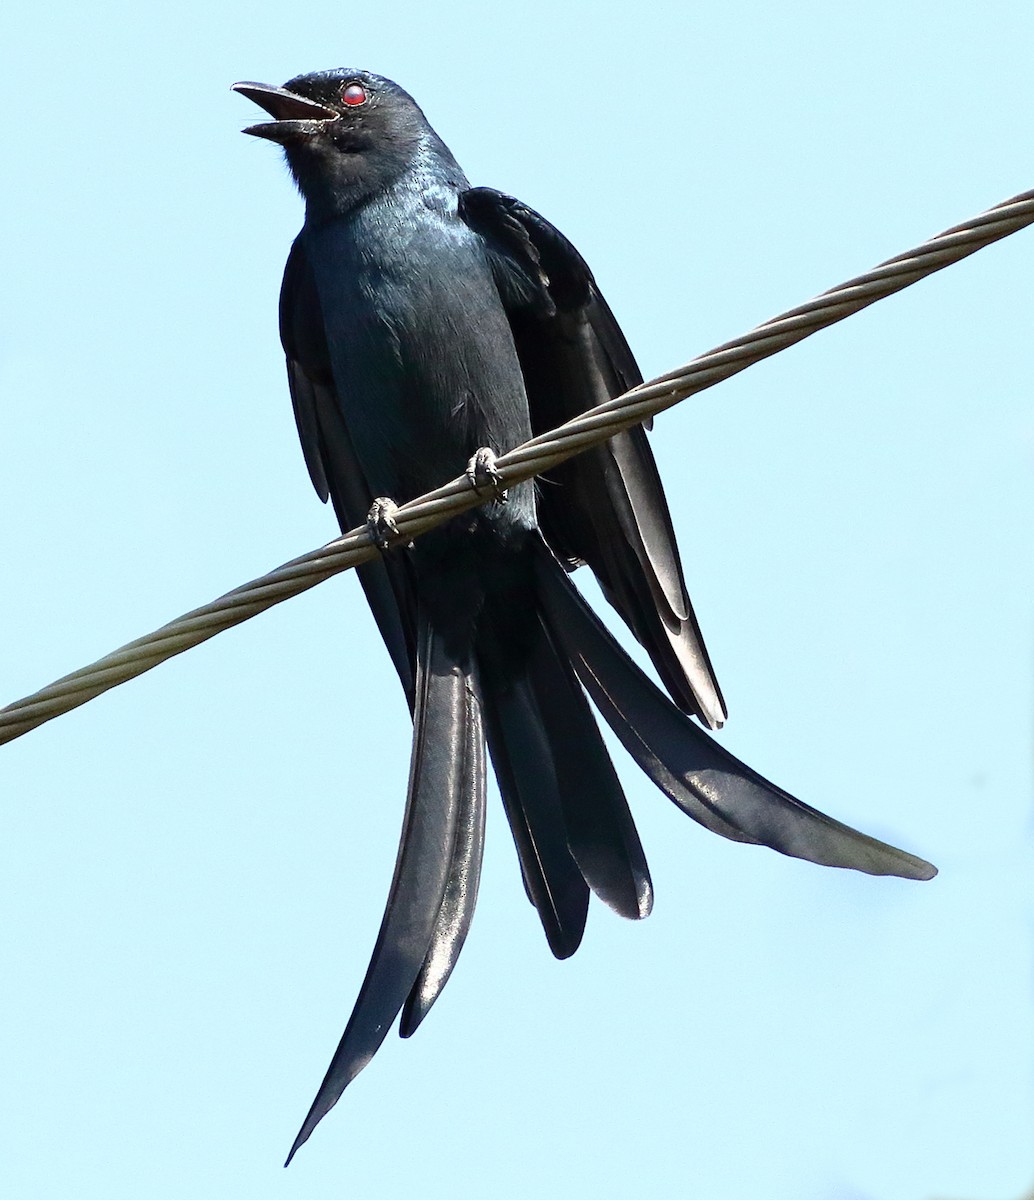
[{"x1": 1, "y1": 187, "x2": 1031, "y2": 746}]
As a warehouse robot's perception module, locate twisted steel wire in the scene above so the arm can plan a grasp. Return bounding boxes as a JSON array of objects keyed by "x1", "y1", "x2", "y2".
[{"x1": 1, "y1": 187, "x2": 1031, "y2": 746}]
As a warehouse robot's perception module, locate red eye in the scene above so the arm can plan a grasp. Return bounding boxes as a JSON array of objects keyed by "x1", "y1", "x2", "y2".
[{"x1": 342, "y1": 83, "x2": 367, "y2": 106}]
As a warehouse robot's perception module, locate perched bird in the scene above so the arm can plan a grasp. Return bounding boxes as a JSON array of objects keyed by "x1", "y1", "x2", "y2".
[{"x1": 233, "y1": 69, "x2": 936, "y2": 1162}]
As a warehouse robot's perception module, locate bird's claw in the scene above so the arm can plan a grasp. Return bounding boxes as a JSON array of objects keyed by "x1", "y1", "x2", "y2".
[
  {"x1": 466, "y1": 447, "x2": 508, "y2": 502},
  {"x1": 367, "y1": 497, "x2": 411, "y2": 551}
]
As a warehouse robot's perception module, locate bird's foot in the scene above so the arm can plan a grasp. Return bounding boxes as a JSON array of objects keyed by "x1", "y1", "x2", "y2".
[
  {"x1": 465, "y1": 447, "x2": 508, "y2": 502},
  {"x1": 367, "y1": 497, "x2": 411, "y2": 551}
]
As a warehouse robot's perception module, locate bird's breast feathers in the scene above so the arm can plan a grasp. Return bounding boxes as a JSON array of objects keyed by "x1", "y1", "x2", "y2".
[{"x1": 302, "y1": 195, "x2": 531, "y2": 500}]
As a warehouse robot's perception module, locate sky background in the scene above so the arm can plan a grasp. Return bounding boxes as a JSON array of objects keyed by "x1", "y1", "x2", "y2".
[{"x1": 1, "y1": 3, "x2": 1032, "y2": 1198}]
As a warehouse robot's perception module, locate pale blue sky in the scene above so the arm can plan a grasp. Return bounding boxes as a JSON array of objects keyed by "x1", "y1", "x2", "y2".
[{"x1": 1, "y1": 3, "x2": 1031, "y2": 1198}]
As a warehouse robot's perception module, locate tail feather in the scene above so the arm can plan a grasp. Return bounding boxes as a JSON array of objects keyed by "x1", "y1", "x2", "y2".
[
  {"x1": 536, "y1": 543, "x2": 937, "y2": 882},
  {"x1": 286, "y1": 614, "x2": 485, "y2": 1165},
  {"x1": 481, "y1": 672, "x2": 590, "y2": 959},
  {"x1": 399, "y1": 681, "x2": 486, "y2": 1037},
  {"x1": 527, "y1": 614, "x2": 653, "y2": 921},
  {"x1": 479, "y1": 589, "x2": 656, "y2": 951}
]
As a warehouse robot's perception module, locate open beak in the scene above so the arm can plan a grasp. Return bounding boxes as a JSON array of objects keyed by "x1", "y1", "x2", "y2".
[{"x1": 231, "y1": 81, "x2": 338, "y2": 143}]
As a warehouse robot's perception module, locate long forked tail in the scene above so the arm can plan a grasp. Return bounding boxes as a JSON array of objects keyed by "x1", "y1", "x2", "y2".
[
  {"x1": 286, "y1": 612, "x2": 486, "y2": 1165},
  {"x1": 534, "y1": 540, "x2": 937, "y2": 882}
]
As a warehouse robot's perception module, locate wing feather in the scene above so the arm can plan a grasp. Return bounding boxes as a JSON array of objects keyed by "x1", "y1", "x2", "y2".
[{"x1": 459, "y1": 188, "x2": 726, "y2": 728}]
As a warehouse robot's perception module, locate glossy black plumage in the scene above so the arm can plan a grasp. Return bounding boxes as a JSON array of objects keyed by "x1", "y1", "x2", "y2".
[
  {"x1": 460, "y1": 187, "x2": 727, "y2": 729},
  {"x1": 234, "y1": 69, "x2": 936, "y2": 1163}
]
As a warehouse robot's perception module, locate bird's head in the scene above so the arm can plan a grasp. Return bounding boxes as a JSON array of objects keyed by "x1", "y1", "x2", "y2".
[{"x1": 233, "y1": 69, "x2": 455, "y2": 218}]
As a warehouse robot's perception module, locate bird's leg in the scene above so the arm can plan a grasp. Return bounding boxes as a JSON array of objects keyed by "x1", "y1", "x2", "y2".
[
  {"x1": 366, "y1": 497, "x2": 412, "y2": 551},
  {"x1": 465, "y1": 447, "x2": 508, "y2": 503}
]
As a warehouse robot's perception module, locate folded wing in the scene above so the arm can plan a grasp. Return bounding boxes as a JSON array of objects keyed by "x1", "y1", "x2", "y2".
[{"x1": 460, "y1": 187, "x2": 727, "y2": 730}]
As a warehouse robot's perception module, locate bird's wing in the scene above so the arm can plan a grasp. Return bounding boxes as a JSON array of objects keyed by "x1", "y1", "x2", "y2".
[
  {"x1": 279, "y1": 235, "x2": 418, "y2": 704},
  {"x1": 459, "y1": 188, "x2": 726, "y2": 730}
]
